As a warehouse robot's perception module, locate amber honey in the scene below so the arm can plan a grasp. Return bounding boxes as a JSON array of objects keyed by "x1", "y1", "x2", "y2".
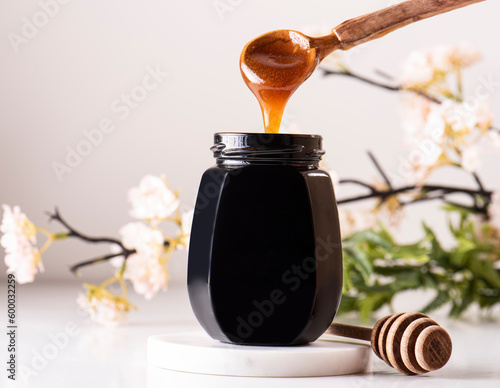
[{"x1": 240, "y1": 30, "x2": 339, "y2": 133}]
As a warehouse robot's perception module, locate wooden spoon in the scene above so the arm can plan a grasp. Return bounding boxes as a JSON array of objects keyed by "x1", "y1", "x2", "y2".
[
  {"x1": 326, "y1": 312, "x2": 453, "y2": 375},
  {"x1": 240, "y1": 0, "x2": 486, "y2": 133}
]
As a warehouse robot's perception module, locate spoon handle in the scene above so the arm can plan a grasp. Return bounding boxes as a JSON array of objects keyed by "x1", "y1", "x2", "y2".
[
  {"x1": 333, "y1": 0, "x2": 485, "y2": 50},
  {"x1": 326, "y1": 322, "x2": 372, "y2": 341}
]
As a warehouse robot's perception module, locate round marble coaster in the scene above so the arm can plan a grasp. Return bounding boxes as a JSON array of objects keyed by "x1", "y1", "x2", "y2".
[{"x1": 147, "y1": 331, "x2": 371, "y2": 377}]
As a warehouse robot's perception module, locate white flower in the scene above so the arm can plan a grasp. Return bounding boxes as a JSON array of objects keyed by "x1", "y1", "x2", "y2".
[
  {"x1": 401, "y1": 96, "x2": 433, "y2": 137},
  {"x1": 77, "y1": 292, "x2": 127, "y2": 326},
  {"x1": 119, "y1": 222, "x2": 164, "y2": 258},
  {"x1": 123, "y1": 253, "x2": 168, "y2": 300},
  {"x1": 442, "y1": 100, "x2": 490, "y2": 134},
  {"x1": 117, "y1": 222, "x2": 169, "y2": 300},
  {"x1": 179, "y1": 209, "x2": 194, "y2": 249},
  {"x1": 423, "y1": 103, "x2": 447, "y2": 142},
  {"x1": 489, "y1": 191, "x2": 500, "y2": 231},
  {"x1": 473, "y1": 102, "x2": 494, "y2": 132},
  {"x1": 402, "y1": 43, "x2": 481, "y2": 88},
  {"x1": 128, "y1": 175, "x2": 179, "y2": 220},
  {"x1": 1, "y1": 205, "x2": 42, "y2": 283},
  {"x1": 461, "y1": 145, "x2": 481, "y2": 172},
  {"x1": 431, "y1": 43, "x2": 481, "y2": 72},
  {"x1": 423, "y1": 99, "x2": 491, "y2": 137},
  {"x1": 402, "y1": 51, "x2": 434, "y2": 88}
]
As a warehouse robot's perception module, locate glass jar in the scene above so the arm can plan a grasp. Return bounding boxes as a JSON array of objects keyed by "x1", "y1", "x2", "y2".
[{"x1": 188, "y1": 133, "x2": 342, "y2": 345}]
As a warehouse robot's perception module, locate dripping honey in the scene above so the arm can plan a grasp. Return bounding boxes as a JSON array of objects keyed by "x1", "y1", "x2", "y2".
[{"x1": 240, "y1": 30, "x2": 339, "y2": 134}]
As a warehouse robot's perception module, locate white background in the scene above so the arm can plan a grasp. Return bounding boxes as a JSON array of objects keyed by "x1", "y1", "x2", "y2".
[{"x1": 1, "y1": 0, "x2": 499, "y2": 286}]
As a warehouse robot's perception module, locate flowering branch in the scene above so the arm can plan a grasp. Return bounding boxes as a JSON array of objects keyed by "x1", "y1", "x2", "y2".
[
  {"x1": 47, "y1": 207, "x2": 127, "y2": 248},
  {"x1": 321, "y1": 68, "x2": 442, "y2": 104},
  {"x1": 46, "y1": 207, "x2": 177, "y2": 275},
  {"x1": 68, "y1": 252, "x2": 125, "y2": 275},
  {"x1": 47, "y1": 207, "x2": 139, "y2": 274},
  {"x1": 337, "y1": 152, "x2": 492, "y2": 214},
  {"x1": 321, "y1": 68, "x2": 500, "y2": 134}
]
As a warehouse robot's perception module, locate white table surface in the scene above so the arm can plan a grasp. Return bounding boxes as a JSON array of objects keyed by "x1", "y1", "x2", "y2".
[{"x1": 2, "y1": 282, "x2": 500, "y2": 387}]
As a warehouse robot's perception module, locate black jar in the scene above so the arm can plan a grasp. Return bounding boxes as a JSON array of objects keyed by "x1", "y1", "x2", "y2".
[{"x1": 188, "y1": 133, "x2": 342, "y2": 346}]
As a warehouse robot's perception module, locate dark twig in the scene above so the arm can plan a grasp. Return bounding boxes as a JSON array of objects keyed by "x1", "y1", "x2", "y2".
[
  {"x1": 337, "y1": 181, "x2": 492, "y2": 214},
  {"x1": 69, "y1": 252, "x2": 132, "y2": 274},
  {"x1": 472, "y1": 172, "x2": 486, "y2": 193},
  {"x1": 367, "y1": 151, "x2": 393, "y2": 190},
  {"x1": 321, "y1": 68, "x2": 500, "y2": 134},
  {"x1": 47, "y1": 207, "x2": 125, "y2": 248},
  {"x1": 47, "y1": 207, "x2": 173, "y2": 275},
  {"x1": 339, "y1": 179, "x2": 377, "y2": 193},
  {"x1": 321, "y1": 69, "x2": 441, "y2": 104}
]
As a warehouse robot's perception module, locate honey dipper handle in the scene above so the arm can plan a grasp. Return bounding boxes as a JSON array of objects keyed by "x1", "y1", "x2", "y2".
[
  {"x1": 333, "y1": 0, "x2": 485, "y2": 50},
  {"x1": 326, "y1": 322, "x2": 372, "y2": 341}
]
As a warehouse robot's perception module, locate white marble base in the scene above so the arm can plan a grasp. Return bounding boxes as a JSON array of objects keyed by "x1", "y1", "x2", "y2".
[{"x1": 147, "y1": 331, "x2": 372, "y2": 377}]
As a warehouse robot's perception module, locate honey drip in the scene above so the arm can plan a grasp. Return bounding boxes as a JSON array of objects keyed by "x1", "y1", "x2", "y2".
[{"x1": 240, "y1": 30, "x2": 339, "y2": 134}]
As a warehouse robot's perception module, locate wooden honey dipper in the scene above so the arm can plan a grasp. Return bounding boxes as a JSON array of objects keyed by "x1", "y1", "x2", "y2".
[{"x1": 326, "y1": 312, "x2": 452, "y2": 375}]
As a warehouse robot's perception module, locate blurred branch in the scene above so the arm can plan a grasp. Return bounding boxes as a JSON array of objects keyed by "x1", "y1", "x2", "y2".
[
  {"x1": 321, "y1": 68, "x2": 499, "y2": 133},
  {"x1": 321, "y1": 68, "x2": 441, "y2": 103},
  {"x1": 337, "y1": 152, "x2": 492, "y2": 214},
  {"x1": 47, "y1": 207, "x2": 170, "y2": 275}
]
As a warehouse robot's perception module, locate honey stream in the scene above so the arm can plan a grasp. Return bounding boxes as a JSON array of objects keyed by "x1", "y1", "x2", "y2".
[{"x1": 240, "y1": 30, "x2": 340, "y2": 134}]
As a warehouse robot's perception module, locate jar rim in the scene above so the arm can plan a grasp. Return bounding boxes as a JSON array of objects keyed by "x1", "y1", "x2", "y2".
[
  {"x1": 215, "y1": 132, "x2": 322, "y2": 138},
  {"x1": 212, "y1": 132, "x2": 325, "y2": 165}
]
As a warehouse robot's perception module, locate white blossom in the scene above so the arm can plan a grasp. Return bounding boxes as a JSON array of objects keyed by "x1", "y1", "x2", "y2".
[
  {"x1": 117, "y1": 222, "x2": 169, "y2": 300},
  {"x1": 123, "y1": 253, "x2": 168, "y2": 300},
  {"x1": 77, "y1": 292, "x2": 127, "y2": 326},
  {"x1": 1, "y1": 205, "x2": 41, "y2": 283},
  {"x1": 128, "y1": 175, "x2": 179, "y2": 220},
  {"x1": 402, "y1": 51, "x2": 435, "y2": 88},
  {"x1": 444, "y1": 100, "x2": 490, "y2": 133},
  {"x1": 422, "y1": 103, "x2": 447, "y2": 142},
  {"x1": 402, "y1": 43, "x2": 481, "y2": 88},
  {"x1": 431, "y1": 43, "x2": 481, "y2": 72},
  {"x1": 119, "y1": 222, "x2": 164, "y2": 258},
  {"x1": 461, "y1": 145, "x2": 481, "y2": 172}
]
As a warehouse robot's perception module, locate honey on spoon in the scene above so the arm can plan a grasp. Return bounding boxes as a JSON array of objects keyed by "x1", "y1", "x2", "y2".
[{"x1": 240, "y1": 0, "x2": 486, "y2": 134}]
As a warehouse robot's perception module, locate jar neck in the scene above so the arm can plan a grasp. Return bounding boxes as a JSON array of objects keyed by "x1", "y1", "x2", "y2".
[{"x1": 212, "y1": 133, "x2": 325, "y2": 168}]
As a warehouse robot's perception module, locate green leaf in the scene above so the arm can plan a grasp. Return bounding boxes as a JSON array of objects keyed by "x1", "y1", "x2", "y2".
[
  {"x1": 468, "y1": 258, "x2": 500, "y2": 289},
  {"x1": 421, "y1": 290, "x2": 450, "y2": 314},
  {"x1": 450, "y1": 280, "x2": 475, "y2": 318},
  {"x1": 346, "y1": 229, "x2": 393, "y2": 251},
  {"x1": 359, "y1": 292, "x2": 392, "y2": 322},
  {"x1": 343, "y1": 247, "x2": 373, "y2": 284}
]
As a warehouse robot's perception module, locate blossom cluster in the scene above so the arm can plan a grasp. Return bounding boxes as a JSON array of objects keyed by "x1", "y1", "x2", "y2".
[
  {"x1": 320, "y1": 43, "x2": 499, "y2": 237},
  {"x1": 1, "y1": 175, "x2": 193, "y2": 326},
  {"x1": 400, "y1": 44, "x2": 494, "y2": 182},
  {"x1": 1, "y1": 205, "x2": 41, "y2": 283},
  {"x1": 78, "y1": 175, "x2": 193, "y2": 324}
]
